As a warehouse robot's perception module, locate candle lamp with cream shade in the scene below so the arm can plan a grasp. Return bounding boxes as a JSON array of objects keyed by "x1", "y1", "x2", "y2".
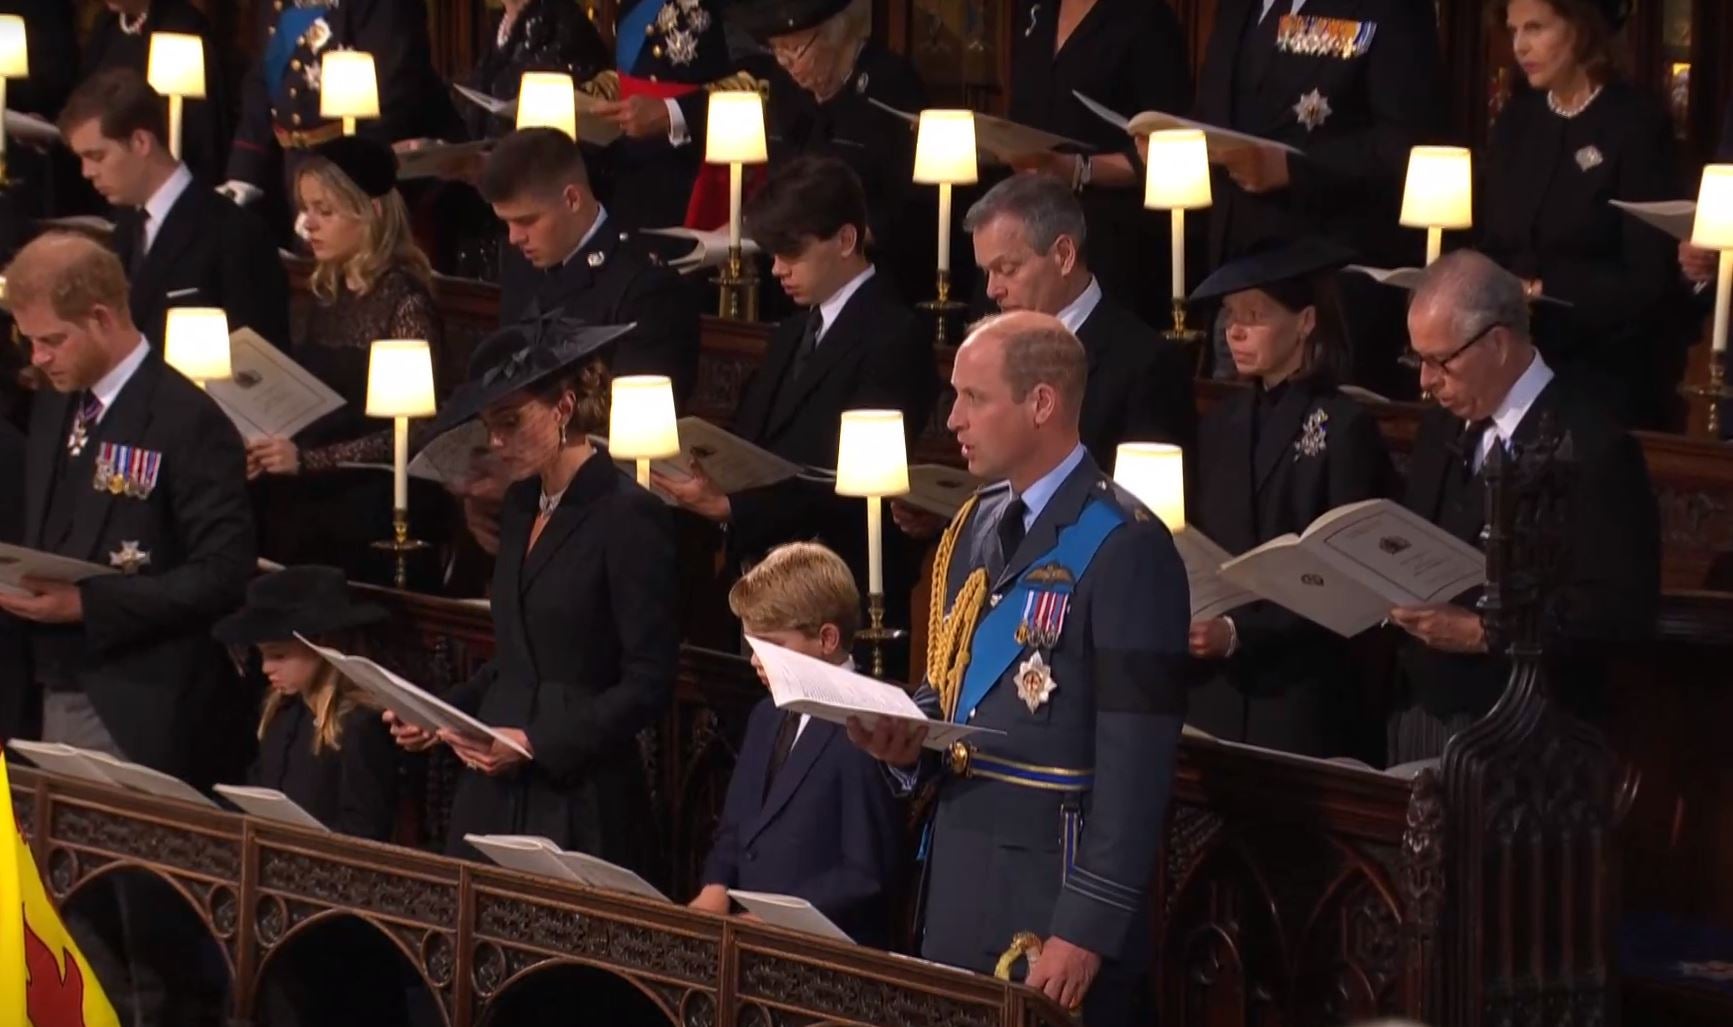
[
  {"x1": 516, "y1": 71, "x2": 577, "y2": 139},
  {"x1": 609, "y1": 375, "x2": 680, "y2": 486},
  {"x1": 320, "y1": 50, "x2": 380, "y2": 137},
  {"x1": 163, "y1": 307, "x2": 232, "y2": 389},
  {"x1": 1142, "y1": 129, "x2": 1211, "y2": 349},
  {"x1": 913, "y1": 110, "x2": 978, "y2": 347},
  {"x1": 1399, "y1": 146, "x2": 1473, "y2": 265},
  {"x1": 147, "y1": 32, "x2": 205, "y2": 161},
  {"x1": 1686, "y1": 164, "x2": 1733, "y2": 437},
  {"x1": 0, "y1": 14, "x2": 28, "y2": 184},
  {"x1": 835, "y1": 409, "x2": 911, "y2": 678},
  {"x1": 366, "y1": 339, "x2": 436, "y2": 587},
  {"x1": 705, "y1": 90, "x2": 768, "y2": 322},
  {"x1": 1111, "y1": 443, "x2": 1186, "y2": 533}
]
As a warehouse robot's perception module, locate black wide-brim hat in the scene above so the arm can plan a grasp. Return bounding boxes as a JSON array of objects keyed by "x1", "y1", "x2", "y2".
[
  {"x1": 728, "y1": 0, "x2": 851, "y2": 38},
  {"x1": 213, "y1": 565, "x2": 386, "y2": 646},
  {"x1": 1190, "y1": 237, "x2": 1358, "y2": 302},
  {"x1": 1591, "y1": 0, "x2": 1631, "y2": 29},
  {"x1": 430, "y1": 308, "x2": 634, "y2": 434}
]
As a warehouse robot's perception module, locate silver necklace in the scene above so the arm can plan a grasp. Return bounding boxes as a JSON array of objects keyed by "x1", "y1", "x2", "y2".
[
  {"x1": 1546, "y1": 84, "x2": 1603, "y2": 120},
  {"x1": 119, "y1": 10, "x2": 148, "y2": 35}
]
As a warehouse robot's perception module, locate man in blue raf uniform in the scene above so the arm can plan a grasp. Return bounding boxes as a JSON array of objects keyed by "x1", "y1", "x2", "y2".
[{"x1": 852, "y1": 311, "x2": 1189, "y2": 1023}]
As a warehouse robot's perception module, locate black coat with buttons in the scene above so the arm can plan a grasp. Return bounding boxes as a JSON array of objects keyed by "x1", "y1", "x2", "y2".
[
  {"x1": 228, "y1": 0, "x2": 462, "y2": 187},
  {"x1": 250, "y1": 699, "x2": 399, "y2": 841}
]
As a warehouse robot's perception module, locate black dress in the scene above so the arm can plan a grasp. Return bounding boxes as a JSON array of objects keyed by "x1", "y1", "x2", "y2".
[
  {"x1": 443, "y1": 450, "x2": 678, "y2": 879},
  {"x1": 1480, "y1": 83, "x2": 1691, "y2": 430},
  {"x1": 260, "y1": 265, "x2": 444, "y2": 581},
  {"x1": 250, "y1": 700, "x2": 399, "y2": 841},
  {"x1": 463, "y1": 0, "x2": 610, "y2": 140},
  {"x1": 1186, "y1": 376, "x2": 1394, "y2": 757},
  {"x1": 1008, "y1": 0, "x2": 1190, "y2": 321}
]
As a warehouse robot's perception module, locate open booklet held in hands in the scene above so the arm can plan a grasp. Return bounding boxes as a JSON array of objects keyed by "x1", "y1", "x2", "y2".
[
  {"x1": 625, "y1": 417, "x2": 805, "y2": 495},
  {"x1": 296, "y1": 635, "x2": 533, "y2": 759},
  {"x1": 205, "y1": 328, "x2": 346, "y2": 441},
  {"x1": 0, "y1": 542, "x2": 117, "y2": 598},
  {"x1": 465, "y1": 834, "x2": 669, "y2": 901},
  {"x1": 744, "y1": 638, "x2": 1001, "y2": 750}
]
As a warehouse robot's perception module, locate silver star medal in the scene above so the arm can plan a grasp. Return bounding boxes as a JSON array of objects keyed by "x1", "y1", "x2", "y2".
[
  {"x1": 1294, "y1": 89, "x2": 1332, "y2": 133},
  {"x1": 1015, "y1": 652, "x2": 1057, "y2": 713},
  {"x1": 109, "y1": 540, "x2": 151, "y2": 575},
  {"x1": 1575, "y1": 145, "x2": 1604, "y2": 172},
  {"x1": 587, "y1": 250, "x2": 606, "y2": 268}
]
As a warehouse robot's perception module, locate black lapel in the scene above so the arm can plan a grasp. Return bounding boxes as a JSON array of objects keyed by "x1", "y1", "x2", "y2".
[
  {"x1": 1073, "y1": 294, "x2": 1113, "y2": 377},
  {"x1": 63, "y1": 357, "x2": 161, "y2": 563},
  {"x1": 762, "y1": 275, "x2": 882, "y2": 439},
  {"x1": 519, "y1": 448, "x2": 615, "y2": 590},
  {"x1": 1405, "y1": 408, "x2": 1458, "y2": 523},
  {"x1": 1506, "y1": 375, "x2": 1562, "y2": 448},
  {"x1": 131, "y1": 188, "x2": 205, "y2": 301},
  {"x1": 538, "y1": 225, "x2": 614, "y2": 313},
  {"x1": 1217, "y1": 388, "x2": 1258, "y2": 551},
  {"x1": 111, "y1": 207, "x2": 142, "y2": 271},
  {"x1": 994, "y1": 453, "x2": 1103, "y2": 592},
  {"x1": 1051, "y1": 0, "x2": 1111, "y2": 65},
  {"x1": 1250, "y1": 380, "x2": 1315, "y2": 493},
  {"x1": 736, "y1": 317, "x2": 803, "y2": 442},
  {"x1": 23, "y1": 392, "x2": 73, "y2": 548},
  {"x1": 1198, "y1": 0, "x2": 1256, "y2": 123},
  {"x1": 1503, "y1": 100, "x2": 1563, "y2": 248},
  {"x1": 746, "y1": 718, "x2": 837, "y2": 844},
  {"x1": 492, "y1": 484, "x2": 538, "y2": 679}
]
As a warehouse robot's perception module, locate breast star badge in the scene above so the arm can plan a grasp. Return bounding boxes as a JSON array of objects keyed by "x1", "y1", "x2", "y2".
[
  {"x1": 1575, "y1": 145, "x2": 1604, "y2": 172},
  {"x1": 109, "y1": 540, "x2": 151, "y2": 575},
  {"x1": 1294, "y1": 89, "x2": 1333, "y2": 133},
  {"x1": 1015, "y1": 652, "x2": 1057, "y2": 713}
]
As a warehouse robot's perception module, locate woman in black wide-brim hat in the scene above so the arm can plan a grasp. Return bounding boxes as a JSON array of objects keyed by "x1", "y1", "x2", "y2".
[
  {"x1": 386, "y1": 313, "x2": 678, "y2": 874},
  {"x1": 1183, "y1": 239, "x2": 1396, "y2": 759},
  {"x1": 213, "y1": 565, "x2": 399, "y2": 841}
]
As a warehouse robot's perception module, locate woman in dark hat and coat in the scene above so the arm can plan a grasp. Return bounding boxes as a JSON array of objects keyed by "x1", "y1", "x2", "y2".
[
  {"x1": 1184, "y1": 239, "x2": 1395, "y2": 758},
  {"x1": 1479, "y1": 0, "x2": 1689, "y2": 430},
  {"x1": 386, "y1": 315, "x2": 679, "y2": 875},
  {"x1": 214, "y1": 565, "x2": 399, "y2": 841}
]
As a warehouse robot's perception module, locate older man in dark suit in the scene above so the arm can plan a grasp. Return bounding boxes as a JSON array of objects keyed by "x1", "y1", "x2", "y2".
[
  {"x1": 853, "y1": 312, "x2": 1189, "y2": 1025},
  {"x1": 1389, "y1": 250, "x2": 1659, "y2": 762}
]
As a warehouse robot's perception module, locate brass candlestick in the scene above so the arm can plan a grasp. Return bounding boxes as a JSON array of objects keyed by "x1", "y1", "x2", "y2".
[
  {"x1": 854, "y1": 592, "x2": 908, "y2": 681},
  {"x1": 1162, "y1": 297, "x2": 1206, "y2": 347},
  {"x1": 713, "y1": 246, "x2": 760, "y2": 322},
  {"x1": 1683, "y1": 357, "x2": 1733, "y2": 439},
  {"x1": 916, "y1": 269, "x2": 966, "y2": 349},
  {"x1": 371, "y1": 510, "x2": 430, "y2": 590}
]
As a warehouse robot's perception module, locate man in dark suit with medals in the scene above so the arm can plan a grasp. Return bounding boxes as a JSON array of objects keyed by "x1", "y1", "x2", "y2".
[
  {"x1": 1389, "y1": 251, "x2": 1658, "y2": 763},
  {"x1": 653, "y1": 155, "x2": 936, "y2": 624},
  {"x1": 852, "y1": 312, "x2": 1189, "y2": 1024},
  {"x1": 61, "y1": 69, "x2": 290, "y2": 351}
]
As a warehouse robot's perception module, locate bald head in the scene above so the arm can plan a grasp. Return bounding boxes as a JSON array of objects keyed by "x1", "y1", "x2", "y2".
[
  {"x1": 947, "y1": 311, "x2": 1086, "y2": 490},
  {"x1": 1405, "y1": 249, "x2": 1537, "y2": 421},
  {"x1": 6, "y1": 232, "x2": 140, "y2": 393}
]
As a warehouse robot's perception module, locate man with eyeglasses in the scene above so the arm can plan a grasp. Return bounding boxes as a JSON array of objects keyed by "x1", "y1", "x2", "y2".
[{"x1": 1387, "y1": 250, "x2": 1658, "y2": 764}]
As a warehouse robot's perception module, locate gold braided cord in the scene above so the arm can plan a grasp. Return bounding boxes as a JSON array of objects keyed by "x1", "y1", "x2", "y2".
[
  {"x1": 578, "y1": 70, "x2": 768, "y2": 102},
  {"x1": 925, "y1": 496, "x2": 988, "y2": 721}
]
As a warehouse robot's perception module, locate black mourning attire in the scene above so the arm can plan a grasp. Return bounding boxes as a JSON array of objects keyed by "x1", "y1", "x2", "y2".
[
  {"x1": 464, "y1": 0, "x2": 611, "y2": 141},
  {"x1": 81, "y1": 0, "x2": 229, "y2": 184},
  {"x1": 252, "y1": 702, "x2": 399, "y2": 841},
  {"x1": 0, "y1": 418, "x2": 33, "y2": 740},
  {"x1": 1074, "y1": 288, "x2": 1198, "y2": 468}
]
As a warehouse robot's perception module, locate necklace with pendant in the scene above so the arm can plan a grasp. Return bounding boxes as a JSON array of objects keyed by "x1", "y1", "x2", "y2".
[
  {"x1": 1546, "y1": 84, "x2": 1603, "y2": 120},
  {"x1": 119, "y1": 10, "x2": 147, "y2": 35}
]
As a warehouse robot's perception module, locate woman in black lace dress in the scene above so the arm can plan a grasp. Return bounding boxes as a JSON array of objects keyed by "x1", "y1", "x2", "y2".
[{"x1": 248, "y1": 137, "x2": 445, "y2": 580}]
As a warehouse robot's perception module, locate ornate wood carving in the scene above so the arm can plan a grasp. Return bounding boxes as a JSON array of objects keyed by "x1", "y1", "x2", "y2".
[{"x1": 736, "y1": 949, "x2": 1000, "y2": 1027}]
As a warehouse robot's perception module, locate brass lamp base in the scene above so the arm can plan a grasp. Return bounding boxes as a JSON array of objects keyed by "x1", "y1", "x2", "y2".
[
  {"x1": 1161, "y1": 297, "x2": 1206, "y2": 348},
  {"x1": 371, "y1": 511, "x2": 430, "y2": 590},
  {"x1": 712, "y1": 247, "x2": 760, "y2": 322},
  {"x1": 917, "y1": 269, "x2": 966, "y2": 348},
  {"x1": 1682, "y1": 359, "x2": 1733, "y2": 439},
  {"x1": 855, "y1": 593, "x2": 908, "y2": 681}
]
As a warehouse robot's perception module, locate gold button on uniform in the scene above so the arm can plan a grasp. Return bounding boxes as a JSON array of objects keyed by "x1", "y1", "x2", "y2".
[
  {"x1": 291, "y1": 59, "x2": 301, "y2": 71},
  {"x1": 644, "y1": 23, "x2": 655, "y2": 36}
]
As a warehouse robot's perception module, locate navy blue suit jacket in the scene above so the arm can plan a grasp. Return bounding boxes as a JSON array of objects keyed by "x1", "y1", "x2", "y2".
[{"x1": 701, "y1": 696, "x2": 903, "y2": 948}]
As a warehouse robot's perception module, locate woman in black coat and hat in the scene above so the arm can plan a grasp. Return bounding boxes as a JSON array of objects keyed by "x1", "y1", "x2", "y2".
[
  {"x1": 214, "y1": 565, "x2": 400, "y2": 841},
  {"x1": 1184, "y1": 239, "x2": 1395, "y2": 758},
  {"x1": 386, "y1": 315, "x2": 679, "y2": 875},
  {"x1": 1479, "y1": 0, "x2": 1689, "y2": 430}
]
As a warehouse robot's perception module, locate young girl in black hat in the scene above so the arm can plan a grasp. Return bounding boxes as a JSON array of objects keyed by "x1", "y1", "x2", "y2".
[
  {"x1": 215, "y1": 565, "x2": 399, "y2": 840},
  {"x1": 1184, "y1": 239, "x2": 1396, "y2": 759}
]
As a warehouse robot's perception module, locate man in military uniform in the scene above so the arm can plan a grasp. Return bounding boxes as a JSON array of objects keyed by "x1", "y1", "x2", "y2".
[
  {"x1": 222, "y1": 0, "x2": 460, "y2": 214},
  {"x1": 852, "y1": 311, "x2": 1189, "y2": 1024}
]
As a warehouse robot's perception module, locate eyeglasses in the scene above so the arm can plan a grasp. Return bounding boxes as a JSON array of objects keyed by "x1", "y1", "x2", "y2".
[
  {"x1": 1399, "y1": 321, "x2": 1503, "y2": 374},
  {"x1": 770, "y1": 30, "x2": 821, "y2": 67}
]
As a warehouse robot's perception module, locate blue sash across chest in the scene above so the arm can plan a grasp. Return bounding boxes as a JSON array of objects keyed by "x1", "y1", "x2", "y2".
[
  {"x1": 951, "y1": 498, "x2": 1125, "y2": 723},
  {"x1": 615, "y1": 0, "x2": 660, "y2": 74}
]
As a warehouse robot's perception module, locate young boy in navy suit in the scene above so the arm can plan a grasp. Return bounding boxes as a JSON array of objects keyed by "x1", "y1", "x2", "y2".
[{"x1": 690, "y1": 542, "x2": 905, "y2": 947}]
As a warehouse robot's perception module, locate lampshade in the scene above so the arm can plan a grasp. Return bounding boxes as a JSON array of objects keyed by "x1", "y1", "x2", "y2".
[
  {"x1": 1143, "y1": 129, "x2": 1212, "y2": 211},
  {"x1": 1692, "y1": 165, "x2": 1733, "y2": 251},
  {"x1": 834, "y1": 410, "x2": 910, "y2": 497},
  {"x1": 163, "y1": 308, "x2": 232, "y2": 383},
  {"x1": 1113, "y1": 443, "x2": 1185, "y2": 532},
  {"x1": 913, "y1": 110, "x2": 979, "y2": 186},
  {"x1": 365, "y1": 339, "x2": 437, "y2": 418},
  {"x1": 705, "y1": 90, "x2": 768, "y2": 165},
  {"x1": 1399, "y1": 146, "x2": 1473, "y2": 230},
  {"x1": 147, "y1": 32, "x2": 205, "y2": 98},
  {"x1": 0, "y1": 15, "x2": 26, "y2": 79},
  {"x1": 516, "y1": 71, "x2": 577, "y2": 140},
  {"x1": 319, "y1": 50, "x2": 380, "y2": 121},
  {"x1": 608, "y1": 375, "x2": 680, "y2": 460}
]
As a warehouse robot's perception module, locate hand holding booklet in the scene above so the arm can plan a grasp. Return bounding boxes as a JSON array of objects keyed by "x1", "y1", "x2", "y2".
[
  {"x1": 1071, "y1": 90, "x2": 1302, "y2": 157},
  {"x1": 1171, "y1": 529, "x2": 1258, "y2": 621},
  {"x1": 642, "y1": 417, "x2": 804, "y2": 494},
  {"x1": 205, "y1": 328, "x2": 346, "y2": 441},
  {"x1": 865, "y1": 98, "x2": 1087, "y2": 163},
  {"x1": 745, "y1": 638, "x2": 1000, "y2": 750},
  {"x1": 0, "y1": 543, "x2": 117, "y2": 598},
  {"x1": 297, "y1": 635, "x2": 533, "y2": 759},
  {"x1": 464, "y1": 834, "x2": 668, "y2": 901}
]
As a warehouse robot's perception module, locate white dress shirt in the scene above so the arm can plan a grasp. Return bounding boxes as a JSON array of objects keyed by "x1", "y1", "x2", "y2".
[
  {"x1": 1473, "y1": 351, "x2": 1555, "y2": 472},
  {"x1": 140, "y1": 164, "x2": 194, "y2": 254},
  {"x1": 1053, "y1": 275, "x2": 1102, "y2": 336},
  {"x1": 814, "y1": 266, "x2": 876, "y2": 344},
  {"x1": 89, "y1": 339, "x2": 151, "y2": 422}
]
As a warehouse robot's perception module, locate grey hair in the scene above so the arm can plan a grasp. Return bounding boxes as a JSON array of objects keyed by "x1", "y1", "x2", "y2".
[
  {"x1": 1410, "y1": 249, "x2": 1531, "y2": 345},
  {"x1": 962, "y1": 174, "x2": 1087, "y2": 257}
]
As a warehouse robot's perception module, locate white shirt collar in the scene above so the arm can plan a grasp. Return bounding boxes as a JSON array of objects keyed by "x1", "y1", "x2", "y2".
[
  {"x1": 815, "y1": 265, "x2": 875, "y2": 343},
  {"x1": 1013, "y1": 442, "x2": 1089, "y2": 531},
  {"x1": 90, "y1": 338, "x2": 150, "y2": 419},
  {"x1": 141, "y1": 163, "x2": 193, "y2": 250},
  {"x1": 1053, "y1": 275, "x2": 1102, "y2": 336},
  {"x1": 559, "y1": 205, "x2": 610, "y2": 266},
  {"x1": 1261, "y1": 0, "x2": 1307, "y2": 18},
  {"x1": 1478, "y1": 350, "x2": 1555, "y2": 465}
]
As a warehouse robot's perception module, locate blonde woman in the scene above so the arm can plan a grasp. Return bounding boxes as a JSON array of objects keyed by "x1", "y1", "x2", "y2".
[
  {"x1": 247, "y1": 136, "x2": 444, "y2": 574},
  {"x1": 213, "y1": 566, "x2": 398, "y2": 840}
]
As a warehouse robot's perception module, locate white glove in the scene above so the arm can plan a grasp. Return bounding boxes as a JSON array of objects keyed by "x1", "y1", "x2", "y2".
[{"x1": 217, "y1": 180, "x2": 265, "y2": 206}]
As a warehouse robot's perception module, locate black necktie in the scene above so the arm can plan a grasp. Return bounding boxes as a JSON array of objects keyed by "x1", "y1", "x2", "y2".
[
  {"x1": 763, "y1": 711, "x2": 801, "y2": 800},
  {"x1": 787, "y1": 308, "x2": 823, "y2": 383},
  {"x1": 1456, "y1": 419, "x2": 1492, "y2": 478},
  {"x1": 130, "y1": 213, "x2": 150, "y2": 276},
  {"x1": 998, "y1": 498, "x2": 1027, "y2": 565}
]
